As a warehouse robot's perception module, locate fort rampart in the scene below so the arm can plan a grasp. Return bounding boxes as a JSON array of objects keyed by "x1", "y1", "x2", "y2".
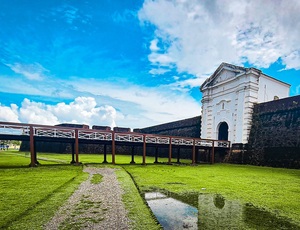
[{"x1": 246, "y1": 95, "x2": 300, "y2": 168}]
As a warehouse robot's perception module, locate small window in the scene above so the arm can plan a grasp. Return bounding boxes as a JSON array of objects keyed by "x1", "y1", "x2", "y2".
[{"x1": 222, "y1": 103, "x2": 225, "y2": 110}]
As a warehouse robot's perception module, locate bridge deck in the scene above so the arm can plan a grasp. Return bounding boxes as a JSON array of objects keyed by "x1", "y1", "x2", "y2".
[{"x1": 0, "y1": 121, "x2": 230, "y2": 166}]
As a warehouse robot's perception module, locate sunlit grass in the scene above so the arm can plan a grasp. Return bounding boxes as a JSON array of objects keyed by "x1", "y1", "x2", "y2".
[
  {"x1": 90, "y1": 174, "x2": 103, "y2": 184},
  {"x1": 0, "y1": 151, "x2": 87, "y2": 229},
  {"x1": 1, "y1": 150, "x2": 299, "y2": 228},
  {"x1": 123, "y1": 163, "x2": 300, "y2": 225},
  {"x1": 115, "y1": 167, "x2": 161, "y2": 230}
]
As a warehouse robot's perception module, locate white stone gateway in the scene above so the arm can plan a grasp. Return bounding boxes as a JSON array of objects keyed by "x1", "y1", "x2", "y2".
[{"x1": 200, "y1": 63, "x2": 290, "y2": 144}]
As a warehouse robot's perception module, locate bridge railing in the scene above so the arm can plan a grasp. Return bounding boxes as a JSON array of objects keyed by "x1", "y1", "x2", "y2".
[
  {"x1": 79, "y1": 130, "x2": 113, "y2": 141},
  {"x1": 171, "y1": 137, "x2": 194, "y2": 146},
  {"x1": 215, "y1": 140, "x2": 230, "y2": 148},
  {"x1": 0, "y1": 123, "x2": 30, "y2": 135},
  {"x1": 35, "y1": 127, "x2": 75, "y2": 138},
  {"x1": 194, "y1": 139, "x2": 213, "y2": 147},
  {"x1": 115, "y1": 133, "x2": 144, "y2": 143},
  {"x1": 0, "y1": 121, "x2": 230, "y2": 148}
]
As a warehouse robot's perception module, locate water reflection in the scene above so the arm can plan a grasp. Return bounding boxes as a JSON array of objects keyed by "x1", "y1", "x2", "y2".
[
  {"x1": 198, "y1": 193, "x2": 244, "y2": 229},
  {"x1": 145, "y1": 191, "x2": 300, "y2": 230},
  {"x1": 145, "y1": 192, "x2": 198, "y2": 230}
]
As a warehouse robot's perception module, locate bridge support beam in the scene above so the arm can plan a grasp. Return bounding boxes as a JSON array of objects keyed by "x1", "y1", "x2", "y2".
[
  {"x1": 112, "y1": 133, "x2": 115, "y2": 164},
  {"x1": 192, "y1": 141, "x2": 196, "y2": 165},
  {"x1": 33, "y1": 140, "x2": 39, "y2": 165},
  {"x1": 168, "y1": 138, "x2": 172, "y2": 164},
  {"x1": 29, "y1": 126, "x2": 36, "y2": 167},
  {"x1": 211, "y1": 141, "x2": 215, "y2": 164},
  {"x1": 177, "y1": 147, "x2": 180, "y2": 164},
  {"x1": 154, "y1": 146, "x2": 158, "y2": 163},
  {"x1": 103, "y1": 144, "x2": 108, "y2": 163},
  {"x1": 142, "y1": 135, "x2": 146, "y2": 165},
  {"x1": 75, "y1": 129, "x2": 79, "y2": 165},
  {"x1": 130, "y1": 146, "x2": 135, "y2": 164},
  {"x1": 71, "y1": 143, "x2": 75, "y2": 164}
]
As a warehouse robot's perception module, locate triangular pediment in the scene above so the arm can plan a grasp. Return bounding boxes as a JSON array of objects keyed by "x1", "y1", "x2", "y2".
[{"x1": 200, "y1": 63, "x2": 247, "y2": 90}]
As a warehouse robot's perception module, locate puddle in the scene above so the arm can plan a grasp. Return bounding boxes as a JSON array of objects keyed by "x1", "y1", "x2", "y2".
[
  {"x1": 145, "y1": 192, "x2": 198, "y2": 229},
  {"x1": 145, "y1": 191, "x2": 300, "y2": 230}
]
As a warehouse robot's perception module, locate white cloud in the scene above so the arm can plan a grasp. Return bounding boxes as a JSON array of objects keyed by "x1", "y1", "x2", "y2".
[
  {"x1": 0, "y1": 104, "x2": 20, "y2": 122},
  {"x1": 6, "y1": 62, "x2": 48, "y2": 81},
  {"x1": 281, "y1": 51, "x2": 300, "y2": 70},
  {"x1": 169, "y1": 76, "x2": 209, "y2": 92},
  {"x1": 48, "y1": 97, "x2": 117, "y2": 127},
  {"x1": 139, "y1": 0, "x2": 300, "y2": 76},
  {"x1": 68, "y1": 78, "x2": 201, "y2": 127},
  {"x1": 149, "y1": 38, "x2": 160, "y2": 52},
  {"x1": 19, "y1": 99, "x2": 60, "y2": 125},
  {"x1": 149, "y1": 67, "x2": 170, "y2": 75},
  {"x1": 1, "y1": 97, "x2": 118, "y2": 128}
]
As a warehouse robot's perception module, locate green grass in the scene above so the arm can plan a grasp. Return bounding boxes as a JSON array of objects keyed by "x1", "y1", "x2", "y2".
[
  {"x1": 90, "y1": 174, "x2": 103, "y2": 184},
  {"x1": 1, "y1": 151, "x2": 299, "y2": 229},
  {"x1": 115, "y1": 167, "x2": 161, "y2": 230},
  {"x1": 0, "y1": 151, "x2": 88, "y2": 229},
  {"x1": 59, "y1": 195, "x2": 104, "y2": 230},
  {"x1": 0, "y1": 151, "x2": 161, "y2": 229},
  {"x1": 123, "y1": 163, "x2": 300, "y2": 225}
]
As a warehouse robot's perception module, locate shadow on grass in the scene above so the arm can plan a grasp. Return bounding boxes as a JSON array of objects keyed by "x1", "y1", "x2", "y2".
[{"x1": 1, "y1": 176, "x2": 77, "y2": 229}]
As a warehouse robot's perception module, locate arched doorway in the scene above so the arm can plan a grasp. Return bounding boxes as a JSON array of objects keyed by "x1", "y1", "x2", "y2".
[{"x1": 218, "y1": 122, "x2": 229, "y2": 140}]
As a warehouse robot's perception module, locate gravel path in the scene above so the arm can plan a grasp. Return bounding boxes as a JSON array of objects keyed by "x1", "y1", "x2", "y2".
[{"x1": 45, "y1": 166, "x2": 130, "y2": 230}]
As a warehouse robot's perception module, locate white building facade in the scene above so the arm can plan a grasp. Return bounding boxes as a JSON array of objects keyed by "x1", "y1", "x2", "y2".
[{"x1": 200, "y1": 63, "x2": 290, "y2": 144}]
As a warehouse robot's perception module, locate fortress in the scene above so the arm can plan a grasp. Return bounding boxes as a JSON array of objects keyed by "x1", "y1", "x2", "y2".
[
  {"x1": 200, "y1": 63, "x2": 290, "y2": 144},
  {"x1": 19, "y1": 63, "x2": 300, "y2": 168},
  {"x1": 138, "y1": 63, "x2": 300, "y2": 168}
]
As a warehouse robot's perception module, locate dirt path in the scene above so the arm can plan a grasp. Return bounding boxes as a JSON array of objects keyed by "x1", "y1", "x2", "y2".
[{"x1": 45, "y1": 167, "x2": 130, "y2": 230}]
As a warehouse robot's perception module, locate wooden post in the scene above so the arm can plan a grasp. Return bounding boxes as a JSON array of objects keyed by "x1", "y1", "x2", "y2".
[
  {"x1": 168, "y1": 137, "x2": 172, "y2": 164},
  {"x1": 75, "y1": 129, "x2": 79, "y2": 165},
  {"x1": 29, "y1": 126, "x2": 36, "y2": 167},
  {"x1": 34, "y1": 140, "x2": 39, "y2": 165},
  {"x1": 103, "y1": 144, "x2": 107, "y2": 163},
  {"x1": 211, "y1": 141, "x2": 215, "y2": 164},
  {"x1": 154, "y1": 146, "x2": 158, "y2": 163},
  {"x1": 130, "y1": 146, "x2": 135, "y2": 164},
  {"x1": 142, "y1": 135, "x2": 146, "y2": 165},
  {"x1": 192, "y1": 140, "x2": 196, "y2": 165},
  {"x1": 71, "y1": 143, "x2": 75, "y2": 164},
  {"x1": 112, "y1": 132, "x2": 115, "y2": 164},
  {"x1": 177, "y1": 147, "x2": 180, "y2": 163}
]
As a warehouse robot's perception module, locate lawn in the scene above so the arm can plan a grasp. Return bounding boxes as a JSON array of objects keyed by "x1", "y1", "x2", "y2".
[
  {"x1": 0, "y1": 151, "x2": 87, "y2": 229},
  {"x1": 1, "y1": 150, "x2": 299, "y2": 229},
  {"x1": 123, "y1": 163, "x2": 300, "y2": 225},
  {"x1": 0, "y1": 151, "x2": 159, "y2": 230}
]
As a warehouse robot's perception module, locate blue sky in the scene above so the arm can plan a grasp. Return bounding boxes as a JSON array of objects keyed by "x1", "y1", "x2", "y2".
[{"x1": 0, "y1": 0, "x2": 299, "y2": 128}]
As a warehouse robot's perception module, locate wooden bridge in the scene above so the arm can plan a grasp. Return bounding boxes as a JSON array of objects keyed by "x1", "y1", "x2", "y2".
[{"x1": 0, "y1": 121, "x2": 230, "y2": 166}]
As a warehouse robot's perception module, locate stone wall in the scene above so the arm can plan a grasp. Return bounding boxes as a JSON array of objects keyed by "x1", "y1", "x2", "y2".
[
  {"x1": 246, "y1": 95, "x2": 300, "y2": 168},
  {"x1": 134, "y1": 116, "x2": 201, "y2": 138},
  {"x1": 133, "y1": 116, "x2": 201, "y2": 159}
]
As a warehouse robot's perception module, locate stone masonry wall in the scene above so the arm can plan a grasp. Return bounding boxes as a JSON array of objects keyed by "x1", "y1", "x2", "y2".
[
  {"x1": 134, "y1": 116, "x2": 201, "y2": 138},
  {"x1": 247, "y1": 95, "x2": 300, "y2": 168},
  {"x1": 133, "y1": 116, "x2": 201, "y2": 159}
]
